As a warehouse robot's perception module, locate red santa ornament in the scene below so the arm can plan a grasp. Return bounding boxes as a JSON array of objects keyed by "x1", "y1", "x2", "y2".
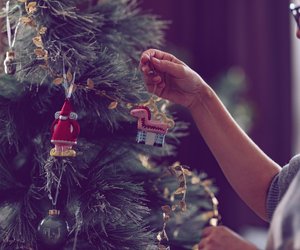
[{"x1": 50, "y1": 99, "x2": 80, "y2": 157}]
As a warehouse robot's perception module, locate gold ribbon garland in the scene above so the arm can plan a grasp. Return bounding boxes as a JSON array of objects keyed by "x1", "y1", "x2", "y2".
[{"x1": 157, "y1": 162, "x2": 220, "y2": 250}]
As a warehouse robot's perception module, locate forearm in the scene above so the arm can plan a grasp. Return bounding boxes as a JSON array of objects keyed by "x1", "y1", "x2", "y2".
[{"x1": 189, "y1": 84, "x2": 280, "y2": 220}]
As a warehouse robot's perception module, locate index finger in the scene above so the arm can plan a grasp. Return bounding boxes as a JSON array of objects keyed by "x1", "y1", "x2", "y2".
[
  {"x1": 141, "y1": 49, "x2": 184, "y2": 65},
  {"x1": 140, "y1": 52, "x2": 151, "y2": 66}
]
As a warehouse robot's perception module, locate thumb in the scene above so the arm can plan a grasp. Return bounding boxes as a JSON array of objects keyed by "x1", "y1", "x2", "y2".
[
  {"x1": 151, "y1": 57, "x2": 185, "y2": 78},
  {"x1": 201, "y1": 226, "x2": 216, "y2": 238}
]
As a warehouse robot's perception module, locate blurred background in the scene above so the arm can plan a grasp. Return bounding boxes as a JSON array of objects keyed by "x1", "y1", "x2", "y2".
[{"x1": 141, "y1": 0, "x2": 297, "y2": 248}]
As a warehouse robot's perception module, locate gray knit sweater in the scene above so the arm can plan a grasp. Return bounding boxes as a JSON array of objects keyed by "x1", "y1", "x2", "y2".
[
  {"x1": 266, "y1": 154, "x2": 300, "y2": 221},
  {"x1": 266, "y1": 155, "x2": 300, "y2": 249}
]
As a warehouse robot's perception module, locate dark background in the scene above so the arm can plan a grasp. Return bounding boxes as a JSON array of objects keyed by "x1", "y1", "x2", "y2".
[
  {"x1": 0, "y1": 0, "x2": 292, "y2": 238},
  {"x1": 141, "y1": 0, "x2": 293, "y2": 232}
]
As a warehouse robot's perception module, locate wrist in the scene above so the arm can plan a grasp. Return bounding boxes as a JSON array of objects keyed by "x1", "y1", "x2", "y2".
[{"x1": 187, "y1": 82, "x2": 214, "y2": 113}]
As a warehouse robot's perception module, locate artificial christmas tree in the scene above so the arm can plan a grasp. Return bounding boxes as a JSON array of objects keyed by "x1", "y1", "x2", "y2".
[{"x1": 0, "y1": 1, "x2": 219, "y2": 249}]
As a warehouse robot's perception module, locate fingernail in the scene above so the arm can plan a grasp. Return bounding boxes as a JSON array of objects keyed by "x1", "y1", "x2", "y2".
[
  {"x1": 153, "y1": 75, "x2": 161, "y2": 82},
  {"x1": 151, "y1": 57, "x2": 160, "y2": 64},
  {"x1": 143, "y1": 55, "x2": 150, "y2": 61}
]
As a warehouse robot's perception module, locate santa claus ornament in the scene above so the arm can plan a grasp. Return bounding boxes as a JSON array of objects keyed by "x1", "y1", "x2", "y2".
[{"x1": 50, "y1": 98, "x2": 80, "y2": 157}]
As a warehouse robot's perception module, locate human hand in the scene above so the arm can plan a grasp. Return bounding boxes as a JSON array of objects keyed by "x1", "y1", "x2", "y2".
[
  {"x1": 198, "y1": 226, "x2": 258, "y2": 250},
  {"x1": 139, "y1": 49, "x2": 208, "y2": 109}
]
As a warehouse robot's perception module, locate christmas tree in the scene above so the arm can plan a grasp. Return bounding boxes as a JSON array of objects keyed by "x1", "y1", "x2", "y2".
[{"x1": 0, "y1": 1, "x2": 218, "y2": 249}]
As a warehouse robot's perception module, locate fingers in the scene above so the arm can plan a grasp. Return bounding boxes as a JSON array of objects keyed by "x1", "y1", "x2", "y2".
[
  {"x1": 198, "y1": 237, "x2": 214, "y2": 250},
  {"x1": 146, "y1": 81, "x2": 166, "y2": 96},
  {"x1": 140, "y1": 49, "x2": 186, "y2": 77},
  {"x1": 140, "y1": 53, "x2": 158, "y2": 78},
  {"x1": 198, "y1": 226, "x2": 213, "y2": 250},
  {"x1": 141, "y1": 65, "x2": 164, "y2": 96},
  {"x1": 140, "y1": 55, "x2": 186, "y2": 80},
  {"x1": 139, "y1": 48, "x2": 190, "y2": 99},
  {"x1": 201, "y1": 226, "x2": 216, "y2": 238},
  {"x1": 198, "y1": 226, "x2": 256, "y2": 250},
  {"x1": 150, "y1": 57, "x2": 186, "y2": 78},
  {"x1": 141, "y1": 48, "x2": 183, "y2": 64},
  {"x1": 198, "y1": 226, "x2": 215, "y2": 249},
  {"x1": 140, "y1": 62, "x2": 157, "y2": 76},
  {"x1": 198, "y1": 240, "x2": 206, "y2": 249}
]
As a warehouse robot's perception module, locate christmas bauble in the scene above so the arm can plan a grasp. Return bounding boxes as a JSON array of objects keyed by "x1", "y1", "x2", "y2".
[{"x1": 37, "y1": 209, "x2": 69, "y2": 248}]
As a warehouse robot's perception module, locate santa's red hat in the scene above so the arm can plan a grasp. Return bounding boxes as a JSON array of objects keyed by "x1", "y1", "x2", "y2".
[{"x1": 60, "y1": 98, "x2": 72, "y2": 116}]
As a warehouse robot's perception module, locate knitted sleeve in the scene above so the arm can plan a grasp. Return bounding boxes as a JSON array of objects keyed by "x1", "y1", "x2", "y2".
[{"x1": 266, "y1": 154, "x2": 300, "y2": 221}]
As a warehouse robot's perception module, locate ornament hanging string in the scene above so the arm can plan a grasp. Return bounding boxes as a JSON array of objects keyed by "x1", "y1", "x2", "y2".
[
  {"x1": 142, "y1": 59, "x2": 175, "y2": 129},
  {"x1": 62, "y1": 57, "x2": 77, "y2": 98},
  {"x1": 51, "y1": 166, "x2": 64, "y2": 207},
  {"x1": 148, "y1": 58, "x2": 159, "y2": 100},
  {"x1": 4, "y1": 1, "x2": 22, "y2": 75},
  {"x1": 5, "y1": 1, "x2": 21, "y2": 50},
  {"x1": 71, "y1": 207, "x2": 83, "y2": 250},
  {"x1": 152, "y1": 78, "x2": 158, "y2": 99},
  {"x1": 44, "y1": 159, "x2": 66, "y2": 208},
  {"x1": 66, "y1": 71, "x2": 76, "y2": 98},
  {"x1": 62, "y1": 58, "x2": 68, "y2": 91}
]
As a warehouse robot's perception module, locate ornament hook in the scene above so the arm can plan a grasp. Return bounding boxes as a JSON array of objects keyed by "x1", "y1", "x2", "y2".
[{"x1": 4, "y1": 1, "x2": 21, "y2": 75}]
